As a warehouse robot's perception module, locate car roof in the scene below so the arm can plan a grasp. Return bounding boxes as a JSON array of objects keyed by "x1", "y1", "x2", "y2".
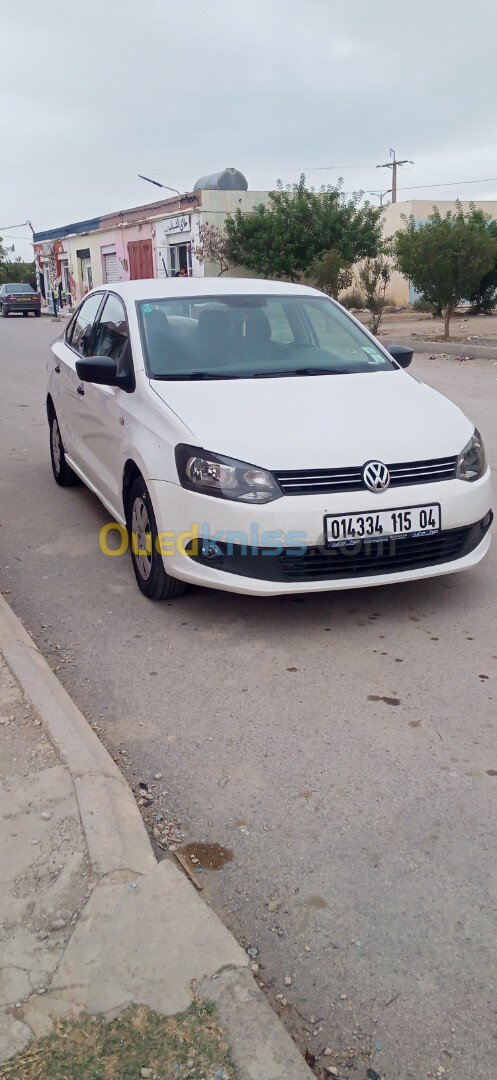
[{"x1": 89, "y1": 277, "x2": 324, "y2": 301}]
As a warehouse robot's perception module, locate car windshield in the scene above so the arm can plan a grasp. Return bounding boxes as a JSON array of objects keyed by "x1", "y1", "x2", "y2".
[
  {"x1": 136, "y1": 295, "x2": 396, "y2": 380},
  {"x1": 6, "y1": 283, "x2": 35, "y2": 294}
]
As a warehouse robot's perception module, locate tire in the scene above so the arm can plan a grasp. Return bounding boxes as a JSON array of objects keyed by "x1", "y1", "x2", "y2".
[
  {"x1": 23, "y1": 311, "x2": 29, "y2": 317},
  {"x1": 127, "y1": 476, "x2": 186, "y2": 600},
  {"x1": 35, "y1": 309, "x2": 41, "y2": 317},
  {"x1": 2, "y1": 305, "x2": 8, "y2": 318},
  {"x1": 49, "y1": 406, "x2": 81, "y2": 487}
]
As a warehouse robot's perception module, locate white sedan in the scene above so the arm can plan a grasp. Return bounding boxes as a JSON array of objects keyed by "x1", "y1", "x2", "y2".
[{"x1": 47, "y1": 279, "x2": 492, "y2": 599}]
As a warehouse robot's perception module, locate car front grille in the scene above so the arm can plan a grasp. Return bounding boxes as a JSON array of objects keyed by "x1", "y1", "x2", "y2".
[
  {"x1": 273, "y1": 457, "x2": 458, "y2": 496},
  {"x1": 278, "y1": 526, "x2": 470, "y2": 581},
  {"x1": 186, "y1": 517, "x2": 491, "y2": 584}
]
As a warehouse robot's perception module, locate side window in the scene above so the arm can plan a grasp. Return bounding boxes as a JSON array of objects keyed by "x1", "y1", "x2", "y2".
[
  {"x1": 92, "y1": 294, "x2": 130, "y2": 372},
  {"x1": 67, "y1": 293, "x2": 104, "y2": 356}
]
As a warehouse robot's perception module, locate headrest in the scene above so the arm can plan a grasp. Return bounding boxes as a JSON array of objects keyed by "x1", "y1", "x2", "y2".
[{"x1": 244, "y1": 310, "x2": 271, "y2": 342}]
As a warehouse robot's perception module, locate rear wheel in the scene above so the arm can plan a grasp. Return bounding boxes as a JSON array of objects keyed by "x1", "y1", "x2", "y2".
[
  {"x1": 23, "y1": 311, "x2": 29, "y2": 317},
  {"x1": 127, "y1": 476, "x2": 186, "y2": 600},
  {"x1": 35, "y1": 309, "x2": 41, "y2": 317},
  {"x1": 2, "y1": 305, "x2": 8, "y2": 318},
  {"x1": 49, "y1": 406, "x2": 80, "y2": 487}
]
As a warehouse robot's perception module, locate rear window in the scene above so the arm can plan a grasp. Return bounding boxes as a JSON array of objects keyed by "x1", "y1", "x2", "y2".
[
  {"x1": 136, "y1": 294, "x2": 395, "y2": 380},
  {"x1": 6, "y1": 283, "x2": 35, "y2": 294}
]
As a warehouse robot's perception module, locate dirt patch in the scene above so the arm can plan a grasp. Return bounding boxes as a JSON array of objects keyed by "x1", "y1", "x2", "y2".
[
  {"x1": 367, "y1": 694, "x2": 401, "y2": 706},
  {"x1": 180, "y1": 842, "x2": 234, "y2": 871},
  {"x1": 300, "y1": 895, "x2": 329, "y2": 910}
]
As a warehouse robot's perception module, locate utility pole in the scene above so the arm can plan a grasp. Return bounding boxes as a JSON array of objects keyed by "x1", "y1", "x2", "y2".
[{"x1": 376, "y1": 149, "x2": 413, "y2": 203}]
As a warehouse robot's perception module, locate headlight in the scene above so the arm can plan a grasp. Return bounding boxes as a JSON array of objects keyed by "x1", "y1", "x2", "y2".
[
  {"x1": 456, "y1": 429, "x2": 487, "y2": 482},
  {"x1": 175, "y1": 444, "x2": 283, "y2": 503}
]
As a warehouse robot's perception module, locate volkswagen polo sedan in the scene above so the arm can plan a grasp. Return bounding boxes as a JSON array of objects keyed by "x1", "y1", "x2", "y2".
[{"x1": 46, "y1": 279, "x2": 492, "y2": 599}]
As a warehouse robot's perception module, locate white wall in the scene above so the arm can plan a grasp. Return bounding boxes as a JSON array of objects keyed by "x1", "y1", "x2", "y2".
[
  {"x1": 153, "y1": 212, "x2": 203, "y2": 278},
  {"x1": 199, "y1": 190, "x2": 271, "y2": 277}
]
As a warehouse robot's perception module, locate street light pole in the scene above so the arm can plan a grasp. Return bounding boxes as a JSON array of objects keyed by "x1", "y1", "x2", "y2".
[
  {"x1": 367, "y1": 189, "x2": 392, "y2": 207},
  {"x1": 376, "y1": 149, "x2": 413, "y2": 203},
  {"x1": 0, "y1": 219, "x2": 35, "y2": 233},
  {"x1": 138, "y1": 175, "x2": 182, "y2": 198}
]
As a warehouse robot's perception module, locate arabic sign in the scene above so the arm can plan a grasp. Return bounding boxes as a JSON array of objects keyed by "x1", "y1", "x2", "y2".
[{"x1": 163, "y1": 215, "x2": 191, "y2": 236}]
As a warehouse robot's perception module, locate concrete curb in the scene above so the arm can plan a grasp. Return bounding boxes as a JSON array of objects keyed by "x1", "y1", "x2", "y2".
[
  {"x1": 379, "y1": 336, "x2": 497, "y2": 359},
  {"x1": 0, "y1": 592, "x2": 155, "y2": 877},
  {"x1": 0, "y1": 594, "x2": 314, "y2": 1079}
]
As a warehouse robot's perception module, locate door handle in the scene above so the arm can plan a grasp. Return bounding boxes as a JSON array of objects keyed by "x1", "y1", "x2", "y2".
[
  {"x1": 54, "y1": 364, "x2": 60, "y2": 373},
  {"x1": 77, "y1": 384, "x2": 85, "y2": 396}
]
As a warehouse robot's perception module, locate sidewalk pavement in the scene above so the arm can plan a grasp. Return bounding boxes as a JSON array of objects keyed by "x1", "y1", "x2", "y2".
[
  {"x1": 0, "y1": 594, "x2": 313, "y2": 1079},
  {"x1": 379, "y1": 335, "x2": 497, "y2": 358}
]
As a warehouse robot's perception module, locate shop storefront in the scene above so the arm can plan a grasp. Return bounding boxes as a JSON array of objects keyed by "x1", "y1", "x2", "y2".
[{"x1": 155, "y1": 213, "x2": 202, "y2": 277}]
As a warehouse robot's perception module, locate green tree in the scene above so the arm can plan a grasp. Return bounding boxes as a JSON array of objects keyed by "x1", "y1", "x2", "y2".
[
  {"x1": 305, "y1": 250, "x2": 353, "y2": 299},
  {"x1": 467, "y1": 214, "x2": 497, "y2": 312},
  {"x1": 223, "y1": 175, "x2": 383, "y2": 282},
  {"x1": 0, "y1": 239, "x2": 36, "y2": 288},
  {"x1": 358, "y1": 254, "x2": 391, "y2": 335},
  {"x1": 393, "y1": 204, "x2": 497, "y2": 339},
  {"x1": 0, "y1": 260, "x2": 37, "y2": 289}
]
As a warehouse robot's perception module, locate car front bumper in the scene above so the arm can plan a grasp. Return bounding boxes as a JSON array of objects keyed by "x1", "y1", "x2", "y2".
[{"x1": 147, "y1": 469, "x2": 493, "y2": 596}]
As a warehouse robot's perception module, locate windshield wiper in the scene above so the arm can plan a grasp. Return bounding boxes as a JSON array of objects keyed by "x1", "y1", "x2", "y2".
[
  {"x1": 152, "y1": 371, "x2": 240, "y2": 380},
  {"x1": 252, "y1": 367, "x2": 349, "y2": 378}
]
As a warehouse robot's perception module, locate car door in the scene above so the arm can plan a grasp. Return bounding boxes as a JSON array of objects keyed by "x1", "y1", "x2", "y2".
[
  {"x1": 50, "y1": 291, "x2": 105, "y2": 464},
  {"x1": 69, "y1": 291, "x2": 133, "y2": 516}
]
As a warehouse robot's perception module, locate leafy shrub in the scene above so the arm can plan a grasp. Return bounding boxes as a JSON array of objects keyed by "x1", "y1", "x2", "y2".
[
  {"x1": 340, "y1": 289, "x2": 365, "y2": 309},
  {"x1": 412, "y1": 298, "x2": 434, "y2": 313}
]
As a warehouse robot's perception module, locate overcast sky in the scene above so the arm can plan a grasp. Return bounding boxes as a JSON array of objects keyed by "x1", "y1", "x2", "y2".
[{"x1": 2, "y1": 0, "x2": 497, "y2": 261}]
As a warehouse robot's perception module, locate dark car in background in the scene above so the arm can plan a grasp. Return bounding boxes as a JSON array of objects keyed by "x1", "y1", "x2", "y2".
[{"x1": 0, "y1": 283, "x2": 41, "y2": 317}]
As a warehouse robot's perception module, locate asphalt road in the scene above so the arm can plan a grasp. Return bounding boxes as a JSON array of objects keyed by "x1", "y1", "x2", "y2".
[{"x1": 1, "y1": 316, "x2": 496, "y2": 1080}]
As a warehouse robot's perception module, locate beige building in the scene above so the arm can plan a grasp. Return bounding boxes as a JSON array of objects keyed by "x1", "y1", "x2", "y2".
[{"x1": 382, "y1": 199, "x2": 497, "y2": 306}]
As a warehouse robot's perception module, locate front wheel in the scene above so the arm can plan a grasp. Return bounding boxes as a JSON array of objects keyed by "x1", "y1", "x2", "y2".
[
  {"x1": 127, "y1": 477, "x2": 186, "y2": 600},
  {"x1": 49, "y1": 407, "x2": 81, "y2": 487}
]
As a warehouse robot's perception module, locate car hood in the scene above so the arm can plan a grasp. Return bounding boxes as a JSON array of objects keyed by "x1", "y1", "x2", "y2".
[{"x1": 150, "y1": 370, "x2": 473, "y2": 469}]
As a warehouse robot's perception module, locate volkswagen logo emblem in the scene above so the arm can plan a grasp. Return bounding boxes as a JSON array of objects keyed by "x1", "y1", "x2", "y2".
[{"x1": 363, "y1": 460, "x2": 390, "y2": 492}]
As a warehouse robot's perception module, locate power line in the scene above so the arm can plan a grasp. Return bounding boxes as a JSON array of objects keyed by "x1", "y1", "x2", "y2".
[
  {"x1": 0, "y1": 162, "x2": 379, "y2": 175},
  {"x1": 398, "y1": 175, "x2": 497, "y2": 193}
]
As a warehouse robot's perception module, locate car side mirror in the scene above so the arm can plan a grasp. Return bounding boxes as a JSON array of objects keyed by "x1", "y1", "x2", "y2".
[
  {"x1": 76, "y1": 356, "x2": 134, "y2": 391},
  {"x1": 387, "y1": 344, "x2": 413, "y2": 369}
]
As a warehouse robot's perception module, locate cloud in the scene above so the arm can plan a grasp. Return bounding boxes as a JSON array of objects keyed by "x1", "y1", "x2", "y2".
[{"x1": 1, "y1": 0, "x2": 496, "y2": 260}]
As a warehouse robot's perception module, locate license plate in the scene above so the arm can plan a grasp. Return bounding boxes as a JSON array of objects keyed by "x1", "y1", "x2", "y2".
[{"x1": 324, "y1": 503, "x2": 441, "y2": 548}]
